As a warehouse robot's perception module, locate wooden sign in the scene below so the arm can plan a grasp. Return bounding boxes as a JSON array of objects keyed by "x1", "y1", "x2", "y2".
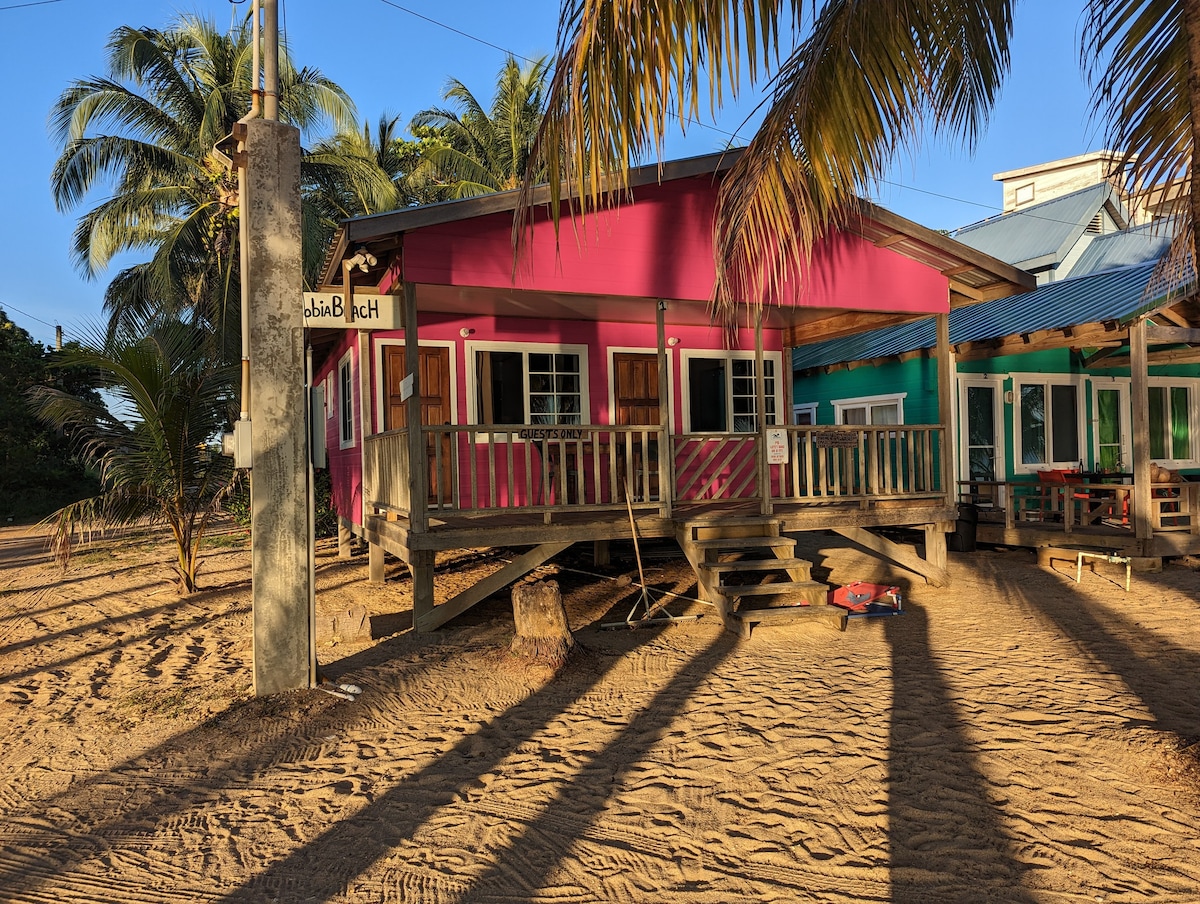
[
  {"x1": 303, "y1": 292, "x2": 402, "y2": 329},
  {"x1": 814, "y1": 429, "x2": 860, "y2": 448},
  {"x1": 766, "y1": 428, "x2": 790, "y2": 464}
]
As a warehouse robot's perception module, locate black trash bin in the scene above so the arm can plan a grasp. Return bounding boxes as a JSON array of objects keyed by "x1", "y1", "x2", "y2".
[{"x1": 948, "y1": 502, "x2": 978, "y2": 552}]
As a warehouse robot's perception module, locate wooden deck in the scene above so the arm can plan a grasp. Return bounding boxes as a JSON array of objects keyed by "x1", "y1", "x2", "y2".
[{"x1": 352, "y1": 421, "x2": 959, "y2": 633}]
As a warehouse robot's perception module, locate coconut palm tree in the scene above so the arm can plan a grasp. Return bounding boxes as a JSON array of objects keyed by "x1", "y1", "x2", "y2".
[
  {"x1": 302, "y1": 113, "x2": 448, "y2": 284},
  {"x1": 411, "y1": 54, "x2": 551, "y2": 197},
  {"x1": 532, "y1": 0, "x2": 1197, "y2": 321},
  {"x1": 29, "y1": 317, "x2": 237, "y2": 594},
  {"x1": 49, "y1": 14, "x2": 362, "y2": 343}
]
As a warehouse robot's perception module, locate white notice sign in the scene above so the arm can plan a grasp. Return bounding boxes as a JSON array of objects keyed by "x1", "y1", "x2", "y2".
[
  {"x1": 302, "y1": 292, "x2": 402, "y2": 329},
  {"x1": 766, "y1": 428, "x2": 789, "y2": 465},
  {"x1": 399, "y1": 374, "x2": 414, "y2": 402}
]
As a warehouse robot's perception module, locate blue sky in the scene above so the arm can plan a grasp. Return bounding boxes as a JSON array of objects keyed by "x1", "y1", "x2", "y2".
[{"x1": 0, "y1": 0, "x2": 1098, "y2": 348}]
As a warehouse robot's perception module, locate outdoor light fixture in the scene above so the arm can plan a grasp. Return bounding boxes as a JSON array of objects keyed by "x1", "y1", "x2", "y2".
[
  {"x1": 667, "y1": 337, "x2": 680, "y2": 347},
  {"x1": 460, "y1": 328, "x2": 474, "y2": 338}
]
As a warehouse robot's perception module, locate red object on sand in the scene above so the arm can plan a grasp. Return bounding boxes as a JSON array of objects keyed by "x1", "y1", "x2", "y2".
[{"x1": 828, "y1": 581, "x2": 903, "y2": 613}]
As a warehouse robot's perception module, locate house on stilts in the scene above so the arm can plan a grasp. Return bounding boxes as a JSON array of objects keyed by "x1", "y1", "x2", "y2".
[{"x1": 307, "y1": 152, "x2": 1033, "y2": 636}]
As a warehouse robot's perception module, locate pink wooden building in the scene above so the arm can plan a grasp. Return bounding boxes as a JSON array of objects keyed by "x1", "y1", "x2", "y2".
[{"x1": 309, "y1": 153, "x2": 1032, "y2": 635}]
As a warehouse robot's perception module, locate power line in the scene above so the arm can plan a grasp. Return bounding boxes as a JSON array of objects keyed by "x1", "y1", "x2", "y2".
[
  {"x1": 375, "y1": 0, "x2": 540, "y2": 65},
  {"x1": 0, "y1": 0, "x2": 65, "y2": 10}
]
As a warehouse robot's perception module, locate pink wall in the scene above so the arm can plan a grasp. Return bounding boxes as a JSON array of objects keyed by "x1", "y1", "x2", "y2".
[
  {"x1": 313, "y1": 331, "x2": 363, "y2": 526},
  {"x1": 399, "y1": 177, "x2": 949, "y2": 314},
  {"x1": 312, "y1": 314, "x2": 785, "y2": 525}
]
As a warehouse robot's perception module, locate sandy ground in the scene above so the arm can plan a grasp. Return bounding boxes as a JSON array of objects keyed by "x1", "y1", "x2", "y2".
[{"x1": 1, "y1": 521, "x2": 1198, "y2": 904}]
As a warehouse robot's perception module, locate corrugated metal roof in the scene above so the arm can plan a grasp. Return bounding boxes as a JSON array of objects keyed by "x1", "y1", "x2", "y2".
[
  {"x1": 793, "y1": 259, "x2": 1161, "y2": 369},
  {"x1": 1070, "y1": 220, "x2": 1175, "y2": 277},
  {"x1": 952, "y1": 183, "x2": 1120, "y2": 267}
]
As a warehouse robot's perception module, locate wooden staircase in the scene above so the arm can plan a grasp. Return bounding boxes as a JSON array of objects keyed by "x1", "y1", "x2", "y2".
[{"x1": 676, "y1": 517, "x2": 846, "y2": 637}]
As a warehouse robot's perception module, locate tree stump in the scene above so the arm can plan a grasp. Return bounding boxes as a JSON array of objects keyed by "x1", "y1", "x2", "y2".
[{"x1": 510, "y1": 580, "x2": 575, "y2": 668}]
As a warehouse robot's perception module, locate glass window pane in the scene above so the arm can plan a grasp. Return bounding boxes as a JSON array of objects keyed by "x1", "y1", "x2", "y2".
[
  {"x1": 870, "y1": 403, "x2": 899, "y2": 425},
  {"x1": 1096, "y1": 390, "x2": 1119, "y2": 445},
  {"x1": 1050, "y1": 384, "x2": 1079, "y2": 463},
  {"x1": 842, "y1": 406, "x2": 867, "y2": 425},
  {"x1": 1148, "y1": 387, "x2": 1166, "y2": 459},
  {"x1": 1171, "y1": 386, "x2": 1190, "y2": 459},
  {"x1": 967, "y1": 386, "x2": 995, "y2": 447},
  {"x1": 1096, "y1": 388, "x2": 1122, "y2": 471},
  {"x1": 1020, "y1": 384, "x2": 1046, "y2": 464},
  {"x1": 688, "y1": 358, "x2": 726, "y2": 431}
]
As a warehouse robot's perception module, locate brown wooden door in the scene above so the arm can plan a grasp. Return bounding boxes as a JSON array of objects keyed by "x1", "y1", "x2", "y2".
[
  {"x1": 385, "y1": 345, "x2": 453, "y2": 504},
  {"x1": 613, "y1": 353, "x2": 661, "y2": 500},
  {"x1": 613, "y1": 353, "x2": 659, "y2": 425}
]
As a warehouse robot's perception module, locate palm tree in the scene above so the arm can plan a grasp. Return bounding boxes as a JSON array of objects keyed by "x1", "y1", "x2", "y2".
[
  {"x1": 49, "y1": 14, "x2": 360, "y2": 344},
  {"x1": 411, "y1": 54, "x2": 551, "y2": 197},
  {"x1": 531, "y1": 0, "x2": 1197, "y2": 321},
  {"x1": 303, "y1": 113, "x2": 445, "y2": 285},
  {"x1": 29, "y1": 318, "x2": 237, "y2": 594}
]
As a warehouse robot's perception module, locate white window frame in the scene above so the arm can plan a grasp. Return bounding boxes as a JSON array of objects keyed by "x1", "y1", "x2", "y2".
[
  {"x1": 680, "y1": 349, "x2": 784, "y2": 433},
  {"x1": 1147, "y1": 376, "x2": 1200, "y2": 467},
  {"x1": 1090, "y1": 378, "x2": 1131, "y2": 473},
  {"x1": 338, "y1": 349, "x2": 355, "y2": 450},
  {"x1": 792, "y1": 402, "x2": 818, "y2": 425},
  {"x1": 956, "y1": 375, "x2": 1005, "y2": 484},
  {"x1": 1010, "y1": 372, "x2": 1085, "y2": 474},
  {"x1": 374, "y1": 337, "x2": 459, "y2": 434},
  {"x1": 832, "y1": 392, "x2": 907, "y2": 426},
  {"x1": 465, "y1": 340, "x2": 590, "y2": 437}
]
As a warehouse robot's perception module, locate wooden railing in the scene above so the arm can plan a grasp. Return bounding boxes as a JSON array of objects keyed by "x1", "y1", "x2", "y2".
[
  {"x1": 363, "y1": 428, "x2": 410, "y2": 514},
  {"x1": 673, "y1": 434, "x2": 760, "y2": 502},
  {"x1": 958, "y1": 478, "x2": 1199, "y2": 535},
  {"x1": 773, "y1": 425, "x2": 945, "y2": 503},
  {"x1": 363, "y1": 422, "x2": 950, "y2": 527},
  {"x1": 365, "y1": 424, "x2": 665, "y2": 520}
]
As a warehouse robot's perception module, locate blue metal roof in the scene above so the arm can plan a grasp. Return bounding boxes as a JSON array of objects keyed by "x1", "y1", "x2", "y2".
[
  {"x1": 793, "y1": 259, "x2": 1163, "y2": 369},
  {"x1": 1070, "y1": 220, "x2": 1175, "y2": 277},
  {"x1": 952, "y1": 183, "x2": 1122, "y2": 267}
]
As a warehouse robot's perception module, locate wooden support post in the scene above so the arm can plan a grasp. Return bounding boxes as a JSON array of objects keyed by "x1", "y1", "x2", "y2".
[
  {"x1": 592, "y1": 540, "x2": 611, "y2": 567},
  {"x1": 656, "y1": 300, "x2": 673, "y2": 518},
  {"x1": 338, "y1": 520, "x2": 353, "y2": 559},
  {"x1": 1130, "y1": 319, "x2": 1152, "y2": 540},
  {"x1": 923, "y1": 523, "x2": 948, "y2": 575},
  {"x1": 416, "y1": 542, "x2": 571, "y2": 633},
  {"x1": 410, "y1": 549, "x2": 436, "y2": 629},
  {"x1": 834, "y1": 526, "x2": 950, "y2": 587},
  {"x1": 368, "y1": 541, "x2": 385, "y2": 584},
  {"x1": 935, "y1": 312, "x2": 955, "y2": 508},
  {"x1": 403, "y1": 283, "x2": 428, "y2": 534},
  {"x1": 755, "y1": 309, "x2": 771, "y2": 516}
]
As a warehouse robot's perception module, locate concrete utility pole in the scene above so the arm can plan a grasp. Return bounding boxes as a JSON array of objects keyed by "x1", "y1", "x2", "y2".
[{"x1": 245, "y1": 0, "x2": 316, "y2": 695}]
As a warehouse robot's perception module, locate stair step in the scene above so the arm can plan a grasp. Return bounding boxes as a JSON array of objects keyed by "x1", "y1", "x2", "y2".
[
  {"x1": 690, "y1": 535, "x2": 794, "y2": 552},
  {"x1": 701, "y1": 557, "x2": 813, "y2": 576},
  {"x1": 688, "y1": 517, "x2": 781, "y2": 542},
  {"x1": 722, "y1": 580, "x2": 824, "y2": 597},
  {"x1": 730, "y1": 604, "x2": 847, "y2": 638}
]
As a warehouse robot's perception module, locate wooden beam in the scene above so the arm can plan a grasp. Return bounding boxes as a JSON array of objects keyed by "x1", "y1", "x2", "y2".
[
  {"x1": 656, "y1": 300, "x2": 672, "y2": 518},
  {"x1": 833, "y1": 526, "x2": 950, "y2": 587},
  {"x1": 1130, "y1": 318, "x2": 1152, "y2": 541},
  {"x1": 415, "y1": 541, "x2": 573, "y2": 632},
  {"x1": 1156, "y1": 306, "x2": 1191, "y2": 328},
  {"x1": 936, "y1": 312, "x2": 955, "y2": 508},
  {"x1": 755, "y1": 310, "x2": 770, "y2": 517},
  {"x1": 874, "y1": 233, "x2": 908, "y2": 248},
  {"x1": 1081, "y1": 346, "x2": 1124, "y2": 368},
  {"x1": 1145, "y1": 322, "x2": 1200, "y2": 344},
  {"x1": 940, "y1": 263, "x2": 974, "y2": 277},
  {"x1": 403, "y1": 282, "x2": 428, "y2": 534},
  {"x1": 785, "y1": 310, "x2": 915, "y2": 346}
]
